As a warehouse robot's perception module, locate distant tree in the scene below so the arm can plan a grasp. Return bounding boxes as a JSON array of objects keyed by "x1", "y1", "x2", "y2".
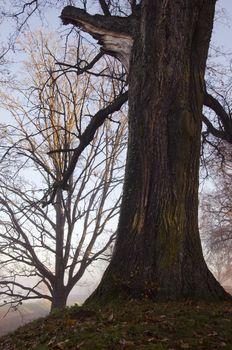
[
  {"x1": 200, "y1": 155, "x2": 232, "y2": 288},
  {"x1": 0, "y1": 32, "x2": 126, "y2": 310},
  {"x1": 199, "y1": 51, "x2": 232, "y2": 289}
]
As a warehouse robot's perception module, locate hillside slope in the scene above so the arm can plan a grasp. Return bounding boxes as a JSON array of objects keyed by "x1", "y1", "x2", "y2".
[{"x1": 1, "y1": 300, "x2": 232, "y2": 349}]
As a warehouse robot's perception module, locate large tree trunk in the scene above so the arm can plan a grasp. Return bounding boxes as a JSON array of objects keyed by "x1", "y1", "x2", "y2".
[
  {"x1": 61, "y1": 0, "x2": 231, "y2": 302},
  {"x1": 88, "y1": 0, "x2": 231, "y2": 302}
]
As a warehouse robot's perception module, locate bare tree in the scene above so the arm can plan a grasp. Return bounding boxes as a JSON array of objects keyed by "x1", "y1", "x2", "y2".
[
  {"x1": 198, "y1": 51, "x2": 232, "y2": 289},
  {"x1": 0, "y1": 31, "x2": 126, "y2": 310},
  {"x1": 200, "y1": 153, "x2": 232, "y2": 289},
  {"x1": 201, "y1": 46, "x2": 232, "y2": 177}
]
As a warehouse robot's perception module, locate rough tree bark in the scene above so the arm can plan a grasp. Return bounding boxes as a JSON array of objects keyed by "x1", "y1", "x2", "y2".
[{"x1": 61, "y1": 0, "x2": 231, "y2": 302}]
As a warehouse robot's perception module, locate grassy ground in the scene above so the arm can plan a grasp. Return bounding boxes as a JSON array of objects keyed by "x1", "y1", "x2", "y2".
[{"x1": 0, "y1": 300, "x2": 231, "y2": 349}]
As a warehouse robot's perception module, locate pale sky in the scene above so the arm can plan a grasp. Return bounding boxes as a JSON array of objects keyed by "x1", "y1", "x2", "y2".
[{"x1": 214, "y1": 0, "x2": 232, "y2": 51}]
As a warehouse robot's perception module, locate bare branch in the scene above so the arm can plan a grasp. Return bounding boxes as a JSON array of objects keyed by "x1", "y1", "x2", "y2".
[
  {"x1": 48, "y1": 90, "x2": 128, "y2": 198},
  {"x1": 202, "y1": 114, "x2": 228, "y2": 142},
  {"x1": 60, "y1": 6, "x2": 136, "y2": 71},
  {"x1": 99, "y1": 0, "x2": 111, "y2": 16},
  {"x1": 203, "y1": 91, "x2": 232, "y2": 143}
]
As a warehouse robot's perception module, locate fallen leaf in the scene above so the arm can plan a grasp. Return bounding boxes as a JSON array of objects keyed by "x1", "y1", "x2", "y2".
[
  {"x1": 207, "y1": 331, "x2": 218, "y2": 337},
  {"x1": 119, "y1": 339, "x2": 134, "y2": 346},
  {"x1": 108, "y1": 312, "x2": 114, "y2": 321},
  {"x1": 76, "y1": 341, "x2": 85, "y2": 349},
  {"x1": 47, "y1": 336, "x2": 57, "y2": 345},
  {"x1": 160, "y1": 337, "x2": 170, "y2": 343},
  {"x1": 56, "y1": 339, "x2": 69, "y2": 349},
  {"x1": 65, "y1": 319, "x2": 77, "y2": 327},
  {"x1": 147, "y1": 337, "x2": 155, "y2": 342}
]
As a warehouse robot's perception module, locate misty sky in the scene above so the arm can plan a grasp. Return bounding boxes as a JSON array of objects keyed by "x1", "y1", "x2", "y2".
[{"x1": 213, "y1": 0, "x2": 232, "y2": 50}]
